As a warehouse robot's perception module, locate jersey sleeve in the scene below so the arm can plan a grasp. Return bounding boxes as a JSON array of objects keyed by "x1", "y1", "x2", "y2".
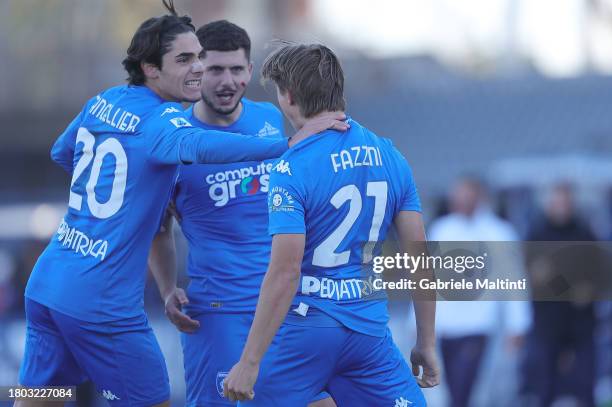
[
  {"x1": 397, "y1": 149, "x2": 422, "y2": 212},
  {"x1": 50, "y1": 107, "x2": 86, "y2": 174},
  {"x1": 143, "y1": 103, "x2": 289, "y2": 165},
  {"x1": 267, "y1": 163, "x2": 307, "y2": 235}
]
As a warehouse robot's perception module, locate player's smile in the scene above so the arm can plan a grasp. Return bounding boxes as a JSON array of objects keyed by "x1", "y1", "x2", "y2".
[
  {"x1": 180, "y1": 73, "x2": 203, "y2": 101},
  {"x1": 185, "y1": 79, "x2": 202, "y2": 89},
  {"x1": 215, "y1": 89, "x2": 237, "y2": 106},
  {"x1": 184, "y1": 78, "x2": 202, "y2": 98}
]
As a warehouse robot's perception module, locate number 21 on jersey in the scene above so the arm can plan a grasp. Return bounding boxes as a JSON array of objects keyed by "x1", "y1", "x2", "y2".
[{"x1": 313, "y1": 181, "x2": 387, "y2": 267}]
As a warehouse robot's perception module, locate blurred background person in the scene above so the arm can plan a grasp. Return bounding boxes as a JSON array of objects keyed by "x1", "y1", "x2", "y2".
[
  {"x1": 428, "y1": 177, "x2": 530, "y2": 407},
  {"x1": 522, "y1": 182, "x2": 597, "y2": 407}
]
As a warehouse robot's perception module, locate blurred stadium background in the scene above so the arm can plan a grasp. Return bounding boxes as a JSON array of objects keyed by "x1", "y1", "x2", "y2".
[{"x1": 1, "y1": 0, "x2": 612, "y2": 406}]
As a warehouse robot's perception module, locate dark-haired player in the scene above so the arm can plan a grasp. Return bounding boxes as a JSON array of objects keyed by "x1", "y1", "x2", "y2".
[
  {"x1": 149, "y1": 20, "x2": 335, "y2": 407},
  {"x1": 16, "y1": 2, "x2": 347, "y2": 405}
]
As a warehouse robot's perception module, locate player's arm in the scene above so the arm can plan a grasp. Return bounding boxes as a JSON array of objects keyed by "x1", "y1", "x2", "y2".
[
  {"x1": 224, "y1": 234, "x2": 304, "y2": 402},
  {"x1": 224, "y1": 166, "x2": 306, "y2": 402},
  {"x1": 393, "y1": 211, "x2": 440, "y2": 388},
  {"x1": 148, "y1": 209, "x2": 199, "y2": 333},
  {"x1": 246, "y1": 234, "x2": 304, "y2": 362},
  {"x1": 177, "y1": 127, "x2": 289, "y2": 164},
  {"x1": 148, "y1": 108, "x2": 348, "y2": 165},
  {"x1": 50, "y1": 108, "x2": 86, "y2": 173}
]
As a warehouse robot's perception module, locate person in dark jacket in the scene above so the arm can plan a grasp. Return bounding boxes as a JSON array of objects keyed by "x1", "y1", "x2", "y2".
[{"x1": 523, "y1": 182, "x2": 597, "y2": 407}]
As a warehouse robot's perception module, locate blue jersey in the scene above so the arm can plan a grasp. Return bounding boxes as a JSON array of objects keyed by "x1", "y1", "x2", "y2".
[
  {"x1": 175, "y1": 99, "x2": 285, "y2": 313},
  {"x1": 26, "y1": 85, "x2": 288, "y2": 323},
  {"x1": 267, "y1": 118, "x2": 421, "y2": 337}
]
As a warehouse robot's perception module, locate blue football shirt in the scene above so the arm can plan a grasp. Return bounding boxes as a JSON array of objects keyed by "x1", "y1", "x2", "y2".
[
  {"x1": 175, "y1": 99, "x2": 285, "y2": 313},
  {"x1": 267, "y1": 118, "x2": 421, "y2": 337},
  {"x1": 25, "y1": 85, "x2": 288, "y2": 322}
]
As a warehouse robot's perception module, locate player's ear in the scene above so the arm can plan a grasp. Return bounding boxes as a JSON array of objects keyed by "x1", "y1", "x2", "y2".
[{"x1": 142, "y1": 62, "x2": 160, "y2": 80}]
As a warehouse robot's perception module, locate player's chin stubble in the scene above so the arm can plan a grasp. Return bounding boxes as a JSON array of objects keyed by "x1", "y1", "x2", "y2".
[{"x1": 201, "y1": 93, "x2": 242, "y2": 116}]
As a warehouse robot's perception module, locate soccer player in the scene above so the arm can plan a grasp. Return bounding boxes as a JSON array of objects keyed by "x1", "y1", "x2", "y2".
[
  {"x1": 16, "y1": 3, "x2": 347, "y2": 406},
  {"x1": 223, "y1": 43, "x2": 440, "y2": 406},
  {"x1": 149, "y1": 20, "x2": 335, "y2": 407}
]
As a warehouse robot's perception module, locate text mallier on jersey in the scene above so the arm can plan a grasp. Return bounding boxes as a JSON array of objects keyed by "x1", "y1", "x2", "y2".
[{"x1": 88, "y1": 95, "x2": 141, "y2": 133}]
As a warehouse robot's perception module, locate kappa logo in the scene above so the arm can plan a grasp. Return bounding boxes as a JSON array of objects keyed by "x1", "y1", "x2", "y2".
[
  {"x1": 394, "y1": 397, "x2": 412, "y2": 407},
  {"x1": 274, "y1": 160, "x2": 292, "y2": 176},
  {"x1": 216, "y1": 372, "x2": 229, "y2": 398},
  {"x1": 170, "y1": 117, "x2": 192, "y2": 128},
  {"x1": 102, "y1": 390, "x2": 121, "y2": 401},
  {"x1": 161, "y1": 106, "x2": 181, "y2": 116},
  {"x1": 257, "y1": 122, "x2": 281, "y2": 137}
]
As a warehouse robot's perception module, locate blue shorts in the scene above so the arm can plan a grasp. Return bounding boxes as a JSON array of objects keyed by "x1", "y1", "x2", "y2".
[
  {"x1": 182, "y1": 311, "x2": 330, "y2": 406},
  {"x1": 239, "y1": 312, "x2": 425, "y2": 407},
  {"x1": 19, "y1": 298, "x2": 170, "y2": 406}
]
